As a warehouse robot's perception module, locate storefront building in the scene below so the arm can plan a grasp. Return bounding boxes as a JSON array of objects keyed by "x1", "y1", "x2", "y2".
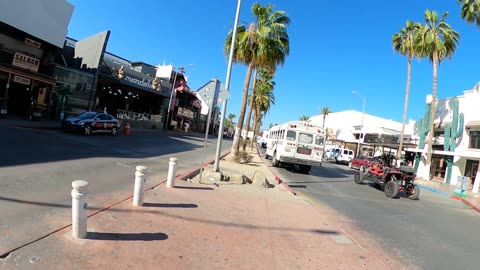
[
  {"x1": 412, "y1": 83, "x2": 480, "y2": 193},
  {"x1": 310, "y1": 110, "x2": 417, "y2": 160},
  {"x1": 0, "y1": 1, "x2": 74, "y2": 119}
]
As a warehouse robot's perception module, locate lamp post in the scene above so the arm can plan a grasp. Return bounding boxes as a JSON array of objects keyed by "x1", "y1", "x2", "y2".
[
  {"x1": 213, "y1": 0, "x2": 242, "y2": 172},
  {"x1": 352, "y1": 90, "x2": 365, "y2": 156},
  {"x1": 165, "y1": 64, "x2": 194, "y2": 131}
]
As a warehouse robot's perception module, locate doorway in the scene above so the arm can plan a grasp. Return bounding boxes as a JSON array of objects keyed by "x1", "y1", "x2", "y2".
[{"x1": 465, "y1": 159, "x2": 479, "y2": 187}]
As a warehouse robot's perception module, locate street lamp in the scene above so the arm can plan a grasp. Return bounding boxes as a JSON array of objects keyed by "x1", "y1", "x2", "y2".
[
  {"x1": 213, "y1": 0, "x2": 242, "y2": 172},
  {"x1": 352, "y1": 90, "x2": 366, "y2": 156},
  {"x1": 165, "y1": 64, "x2": 195, "y2": 131}
]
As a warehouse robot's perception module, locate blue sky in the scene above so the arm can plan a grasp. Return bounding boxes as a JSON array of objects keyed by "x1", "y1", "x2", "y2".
[{"x1": 66, "y1": 0, "x2": 480, "y2": 129}]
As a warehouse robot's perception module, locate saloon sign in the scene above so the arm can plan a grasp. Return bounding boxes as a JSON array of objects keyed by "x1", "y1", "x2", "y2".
[{"x1": 12, "y1": 52, "x2": 40, "y2": 72}]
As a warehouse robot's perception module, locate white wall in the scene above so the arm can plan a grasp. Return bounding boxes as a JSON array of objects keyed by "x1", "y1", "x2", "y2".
[
  {"x1": 309, "y1": 110, "x2": 414, "y2": 142},
  {"x1": 0, "y1": 0, "x2": 74, "y2": 48}
]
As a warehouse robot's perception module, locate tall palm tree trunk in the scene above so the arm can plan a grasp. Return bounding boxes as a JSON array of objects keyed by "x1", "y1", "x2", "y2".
[
  {"x1": 246, "y1": 69, "x2": 258, "y2": 149},
  {"x1": 252, "y1": 107, "x2": 262, "y2": 147},
  {"x1": 231, "y1": 63, "x2": 254, "y2": 157},
  {"x1": 426, "y1": 55, "x2": 438, "y2": 171},
  {"x1": 322, "y1": 115, "x2": 326, "y2": 128},
  {"x1": 397, "y1": 57, "x2": 412, "y2": 160}
]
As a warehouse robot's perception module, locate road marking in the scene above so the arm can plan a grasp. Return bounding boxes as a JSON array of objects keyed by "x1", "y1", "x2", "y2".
[
  {"x1": 330, "y1": 234, "x2": 353, "y2": 244},
  {"x1": 116, "y1": 162, "x2": 132, "y2": 168}
]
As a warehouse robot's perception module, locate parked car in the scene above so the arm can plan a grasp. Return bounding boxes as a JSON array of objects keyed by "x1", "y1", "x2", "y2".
[
  {"x1": 62, "y1": 111, "x2": 120, "y2": 135},
  {"x1": 349, "y1": 155, "x2": 373, "y2": 170},
  {"x1": 335, "y1": 149, "x2": 354, "y2": 165},
  {"x1": 326, "y1": 148, "x2": 341, "y2": 160}
]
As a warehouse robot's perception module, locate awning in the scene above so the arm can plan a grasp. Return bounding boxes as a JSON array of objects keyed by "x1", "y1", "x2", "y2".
[
  {"x1": 0, "y1": 64, "x2": 56, "y2": 85},
  {"x1": 466, "y1": 121, "x2": 480, "y2": 128}
]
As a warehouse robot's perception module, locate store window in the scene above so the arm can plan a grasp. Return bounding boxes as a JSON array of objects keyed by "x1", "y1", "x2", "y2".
[{"x1": 469, "y1": 131, "x2": 480, "y2": 149}]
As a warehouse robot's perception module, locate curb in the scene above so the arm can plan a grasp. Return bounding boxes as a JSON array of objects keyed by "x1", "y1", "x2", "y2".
[
  {"x1": 416, "y1": 184, "x2": 451, "y2": 197},
  {"x1": 451, "y1": 195, "x2": 480, "y2": 213},
  {"x1": 255, "y1": 144, "x2": 297, "y2": 196},
  {"x1": 176, "y1": 150, "x2": 231, "y2": 181},
  {"x1": 417, "y1": 182, "x2": 480, "y2": 214}
]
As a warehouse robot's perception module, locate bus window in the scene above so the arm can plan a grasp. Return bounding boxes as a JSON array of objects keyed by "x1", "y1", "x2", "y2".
[
  {"x1": 315, "y1": 135, "x2": 325, "y2": 146},
  {"x1": 286, "y1": 130, "x2": 296, "y2": 141},
  {"x1": 298, "y1": 133, "x2": 313, "y2": 144}
]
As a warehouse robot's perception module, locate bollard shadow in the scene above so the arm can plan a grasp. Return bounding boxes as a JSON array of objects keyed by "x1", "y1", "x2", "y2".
[
  {"x1": 287, "y1": 184, "x2": 307, "y2": 189},
  {"x1": 174, "y1": 186, "x2": 214, "y2": 191},
  {"x1": 87, "y1": 232, "x2": 168, "y2": 241},
  {"x1": 143, "y1": 203, "x2": 198, "y2": 208}
]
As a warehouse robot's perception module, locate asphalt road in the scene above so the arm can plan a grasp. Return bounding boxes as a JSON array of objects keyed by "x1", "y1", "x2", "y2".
[
  {"x1": 0, "y1": 125, "x2": 232, "y2": 256},
  {"x1": 261, "y1": 149, "x2": 480, "y2": 270}
]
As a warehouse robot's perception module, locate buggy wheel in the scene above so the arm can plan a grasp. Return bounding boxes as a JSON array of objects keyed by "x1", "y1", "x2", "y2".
[
  {"x1": 272, "y1": 151, "x2": 279, "y2": 167},
  {"x1": 354, "y1": 171, "x2": 364, "y2": 184},
  {"x1": 384, "y1": 180, "x2": 399, "y2": 198},
  {"x1": 408, "y1": 185, "x2": 420, "y2": 200}
]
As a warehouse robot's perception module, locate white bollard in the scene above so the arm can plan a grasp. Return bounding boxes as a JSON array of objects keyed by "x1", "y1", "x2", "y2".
[
  {"x1": 133, "y1": 165, "x2": 147, "y2": 206},
  {"x1": 166, "y1": 157, "x2": 178, "y2": 188},
  {"x1": 71, "y1": 180, "x2": 89, "y2": 239}
]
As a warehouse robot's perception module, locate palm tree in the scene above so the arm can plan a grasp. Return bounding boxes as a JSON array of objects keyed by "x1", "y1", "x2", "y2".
[
  {"x1": 458, "y1": 0, "x2": 480, "y2": 26},
  {"x1": 225, "y1": 2, "x2": 290, "y2": 158},
  {"x1": 416, "y1": 10, "x2": 460, "y2": 168},
  {"x1": 299, "y1": 115, "x2": 309, "y2": 121},
  {"x1": 320, "y1": 107, "x2": 332, "y2": 128},
  {"x1": 250, "y1": 69, "x2": 276, "y2": 148},
  {"x1": 392, "y1": 20, "x2": 422, "y2": 159},
  {"x1": 227, "y1": 113, "x2": 236, "y2": 128},
  {"x1": 244, "y1": 68, "x2": 258, "y2": 144}
]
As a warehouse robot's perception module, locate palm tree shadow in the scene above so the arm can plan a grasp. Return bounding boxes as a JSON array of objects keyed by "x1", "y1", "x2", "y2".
[{"x1": 87, "y1": 232, "x2": 168, "y2": 241}]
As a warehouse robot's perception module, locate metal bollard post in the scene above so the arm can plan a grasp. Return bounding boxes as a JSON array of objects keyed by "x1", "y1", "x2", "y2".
[
  {"x1": 133, "y1": 165, "x2": 147, "y2": 206},
  {"x1": 166, "y1": 157, "x2": 178, "y2": 188},
  {"x1": 71, "y1": 180, "x2": 89, "y2": 239}
]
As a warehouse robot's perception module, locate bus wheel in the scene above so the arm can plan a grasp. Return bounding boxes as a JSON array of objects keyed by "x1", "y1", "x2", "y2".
[
  {"x1": 272, "y1": 152, "x2": 279, "y2": 167},
  {"x1": 299, "y1": 165, "x2": 311, "y2": 174}
]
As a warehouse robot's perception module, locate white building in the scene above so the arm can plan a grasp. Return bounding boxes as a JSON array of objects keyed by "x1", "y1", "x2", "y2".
[
  {"x1": 309, "y1": 110, "x2": 416, "y2": 157},
  {"x1": 412, "y1": 82, "x2": 480, "y2": 193}
]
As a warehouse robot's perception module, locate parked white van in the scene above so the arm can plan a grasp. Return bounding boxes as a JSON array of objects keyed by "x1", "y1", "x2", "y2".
[{"x1": 335, "y1": 148, "x2": 354, "y2": 165}]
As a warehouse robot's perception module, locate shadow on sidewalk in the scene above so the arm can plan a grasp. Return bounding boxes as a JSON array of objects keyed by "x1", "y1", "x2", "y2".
[
  {"x1": 0, "y1": 196, "x2": 340, "y2": 235},
  {"x1": 174, "y1": 186, "x2": 214, "y2": 190},
  {"x1": 87, "y1": 232, "x2": 168, "y2": 241},
  {"x1": 143, "y1": 203, "x2": 198, "y2": 208}
]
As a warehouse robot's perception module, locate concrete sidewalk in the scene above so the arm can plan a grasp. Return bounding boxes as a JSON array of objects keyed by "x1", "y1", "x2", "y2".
[
  {"x1": 415, "y1": 178, "x2": 480, "y2": 213},
  {"x1": 0, "y1": 150, "x2": 415, "y2": 270}
]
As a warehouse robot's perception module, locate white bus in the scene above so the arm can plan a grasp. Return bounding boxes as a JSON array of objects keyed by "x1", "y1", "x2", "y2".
[{"x1": 265, "y1": 121, "x2": 326, "y2": 174}]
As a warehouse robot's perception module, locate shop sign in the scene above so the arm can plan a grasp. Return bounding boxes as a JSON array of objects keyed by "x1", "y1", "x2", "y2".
[
  {"x1": 124, "y1": 75, "x2": 154, "y2": 89},
  {"x1": 25, "y1": 38, "x2": 41, "y2": 48},
  {"x1": 13, "y1": 75, "x2": 31, "y2": 85},
  {"x1": 177, "y1": 107, "x2": 194, "y2": 119},
  {"x1": 12, "y1": 52, "x2": 40, "y2": 72}
]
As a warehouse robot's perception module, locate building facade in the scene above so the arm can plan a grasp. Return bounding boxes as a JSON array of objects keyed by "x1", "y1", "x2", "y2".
[
  {"x1": 412, "y1": 83, "x2": 480, "y2": 193},
  {"x1": 309, "y1": 110, "x2": 417, "y2": 159},
  {"x1": 0, "y1": 0, "x2": 74, "y2": 119}
]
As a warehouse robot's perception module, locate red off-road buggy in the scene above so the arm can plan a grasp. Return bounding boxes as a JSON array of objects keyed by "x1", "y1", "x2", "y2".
[{"x1": 353, "y1": 158, "x2": 420, "y2": 199}]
